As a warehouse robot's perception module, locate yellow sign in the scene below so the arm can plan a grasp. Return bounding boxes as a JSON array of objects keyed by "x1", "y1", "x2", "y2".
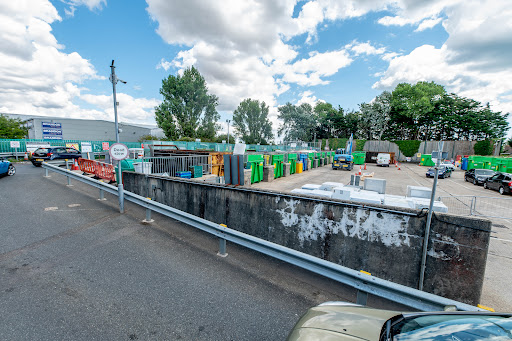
[
  {"x1": 416, "y1": 153, "x2": 422, "y2": 158},
  {"x1": 66, "y1": 143, "x2": 79, "y2": 150}
]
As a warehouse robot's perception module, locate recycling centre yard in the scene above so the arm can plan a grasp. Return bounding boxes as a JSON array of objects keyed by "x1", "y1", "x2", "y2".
[{"x1": 250, "y1": 161, "x2": 512, "y2": 312}]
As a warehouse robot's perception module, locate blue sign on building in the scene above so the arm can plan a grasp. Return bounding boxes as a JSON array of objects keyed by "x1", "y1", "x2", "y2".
[{"x1": 42, "y1": 122, "x2": 63, "y2": 140}]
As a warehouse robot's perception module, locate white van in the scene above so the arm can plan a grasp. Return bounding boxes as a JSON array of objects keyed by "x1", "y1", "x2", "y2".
[{"x1": 377, "y1": 153, "x2": 391, "y2": 167}]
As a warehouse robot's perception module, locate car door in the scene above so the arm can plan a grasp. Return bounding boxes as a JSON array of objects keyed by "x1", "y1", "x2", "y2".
[
  {"x1": 0, "y1": 159, "x2": 8, "y2": 174},
  {"x1": 489, "y1": 174, "x2": 504, "y2": 190},
  {"x1": 53, "y1": 147, "x2": 67, "y2": 159}
]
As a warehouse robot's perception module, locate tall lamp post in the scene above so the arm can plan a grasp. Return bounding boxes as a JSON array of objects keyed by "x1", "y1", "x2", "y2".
[
  {"x1": 226, "y1": 119, "x2": 231, "y2": 145},
  {"x1": 109, "y1": 60, "x2": 127, "y2": 213}
]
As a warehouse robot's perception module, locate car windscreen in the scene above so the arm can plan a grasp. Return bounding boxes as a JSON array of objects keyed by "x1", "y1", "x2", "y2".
[
  {"x1": 391, "y1": 314, "x2": 512, "y2": 340},
  {"x1": 475, "y1": 169, "x2": 495, "y2": 175}
]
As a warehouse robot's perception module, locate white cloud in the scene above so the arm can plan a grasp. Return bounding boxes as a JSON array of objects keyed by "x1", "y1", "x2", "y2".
[
  {"x1": 347, "y1": 41, "x2": 386, "y2": 56},
  {"x1": 297, "y1": 91, "x2": 318, "y2": 106},
  {"x1": 156, "y1": 58, "x2": 172, "y2": 71},
  {"x1": 415, "y1": 17, "x2": 442, "y2": 32},
  {"x1": 0, "y1": 0, "x2": 159, "y2": 126},
  {"x1": 61, "y1": 0, "x2": 106, "y2": 16}
]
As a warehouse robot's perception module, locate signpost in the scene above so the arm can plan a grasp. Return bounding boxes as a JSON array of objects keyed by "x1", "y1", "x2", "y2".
[{"x1": 10, "y1": 141, "x2": 20, "y2": 160}]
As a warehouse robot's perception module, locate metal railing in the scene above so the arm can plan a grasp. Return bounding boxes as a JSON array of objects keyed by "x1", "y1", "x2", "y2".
[
  {"x1": 42, "y1": 162, "x2": 483, "y2": 312},
  {"x1": 439, "y1": 196, "x2": 512, "y2": 220},
  {"x1": 142, "y1": 156, "x2": 211, "y2": 177}
]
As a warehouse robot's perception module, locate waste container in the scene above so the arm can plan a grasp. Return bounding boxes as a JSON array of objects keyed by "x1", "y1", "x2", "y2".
[
  {"x1": 271, "y1": 154, "x2": 284, "y2": 178},
  {"x1": 189, "y1": 165, "x2": 203, "y2": 178},
  {"x1": 352, "y1": 151, "x2": 366, "y2": 165},
  {"x1": 247, "y1": 154, "x2": 264, "y2": 183},
  {"x1": 115, "y1": 159, "x2": 136, "y2": 184},
  {"x1": 299, "y1": 153, "x2": 308, "y2": 170},
  {"x1": 420, "y1": 154, "x2": 435, "y2": 167},
  {"x1": 461, "y1": 157, "x2": 468, "y2": 171},
  {"x1": 133, "y1": 161, "x2": 152, "y2": 174},
  {"x1": 288, "y1": 153, "x2": 297, "y2": 174}
]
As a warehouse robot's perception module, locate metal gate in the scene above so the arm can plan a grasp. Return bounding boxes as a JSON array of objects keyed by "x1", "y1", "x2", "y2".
[
  {"x1": 143, "y1": 156, "x2": 211, "y2": 177},
  {"x1": 439, "y1": 195, "x2": 512, "y2": 220}
]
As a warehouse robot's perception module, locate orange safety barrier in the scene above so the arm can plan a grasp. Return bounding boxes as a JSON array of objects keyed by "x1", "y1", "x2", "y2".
[
  {"x1": 78, "y1": 158, "x2": 97, "y2": 175},
  {"x1": 95, "y1": 161, "x2": 116, "y2": 182}
]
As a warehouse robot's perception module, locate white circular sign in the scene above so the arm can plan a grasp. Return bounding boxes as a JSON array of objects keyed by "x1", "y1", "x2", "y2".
[{"x1": 109, "y1": 143, "x2": 129, "y2": 161}]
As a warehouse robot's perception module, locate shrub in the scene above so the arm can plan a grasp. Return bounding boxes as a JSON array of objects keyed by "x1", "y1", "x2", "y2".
[
  {"x1": 393, "y1": 140, "x2": 421, "y2": 157},
  {"x1": 474, "y1": 140, "x2": 493, "y2": 156}
]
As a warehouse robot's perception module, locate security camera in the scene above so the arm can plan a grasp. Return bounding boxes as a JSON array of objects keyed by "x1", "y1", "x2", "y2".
[
  {"x1": 119, "y1": 79, "x2": 127, "y2": 84},
  {"x1": 118, "y1": 128, "x2": 123, "y2": 133}
]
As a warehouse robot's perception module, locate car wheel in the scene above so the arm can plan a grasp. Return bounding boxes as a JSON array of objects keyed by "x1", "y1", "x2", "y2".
[
  {"x1": 473, "y1": 179, "x2": 477, "y2": 185},
  {"x1": 7, "y1": 165, "x2": 15, "y2": 176},
  {"x1": 484, "y1": 182, "x2": 488, "y2": 189},
  {"x1": 499, "y1": 186, "x2": 505, "y2": 195}
]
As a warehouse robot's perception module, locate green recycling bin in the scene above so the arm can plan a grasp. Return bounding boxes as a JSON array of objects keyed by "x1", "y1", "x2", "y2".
[
  {"x1": 247, "y1": 154, "x2": 264, "y2": 183},
  {"x1": 352, "y1": 151, "x2": 366, "y2": 165},
  {"x1": 115, "y1": 159, "x2": 136, "y2": 184},
  {"x1": 271, "y1": 154, "x2": 284, "y2": 178},
  {"x1": 420, "y1": 154, "x2": 435, "y2": 167},
  {"x1": 288, "y1": 153, "x2": 297, "y2": 174}
]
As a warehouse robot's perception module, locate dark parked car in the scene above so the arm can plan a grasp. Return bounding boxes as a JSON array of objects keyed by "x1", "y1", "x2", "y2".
[
  {"x1": 484, "y1": 172, "x2": 512, "y2": 195},
  {"x1": 31, "y1": 147, "x2": 82, "y2": 167},
  {"x1": 0, "y1": 158, "x2": 15, "y2": 177},
  {"x1": 287, "y1": 302, "x2": 512, "y2": 341},
  {"x1": 426, "y1": 165, "x2": 451, "y2": 178},
  {"x1": 465, "y1": 168, "x2": 496, "y2": 185}
]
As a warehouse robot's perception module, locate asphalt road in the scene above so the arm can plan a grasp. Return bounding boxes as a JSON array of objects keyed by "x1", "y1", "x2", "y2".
[{"x1": 1, "y1": 163, "x2": 408, "y2": 340}]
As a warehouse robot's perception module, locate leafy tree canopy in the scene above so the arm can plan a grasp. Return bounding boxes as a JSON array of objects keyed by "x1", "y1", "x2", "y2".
[
  {"x1": 232, "y1": 98, "x2": 273, "y2": 144},
  {"x1": 0, "y1": 115, "x2": 28, "y2": 139},
  {"x1": 277, "y1": 103, "x2": 317, "y2": 142},
  {"x1": 155, "y1": 66, "x2": 220, "y2": 140}
]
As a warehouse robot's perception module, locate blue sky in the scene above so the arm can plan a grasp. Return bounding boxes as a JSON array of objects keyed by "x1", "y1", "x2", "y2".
[{"x1": 1, "y1": 0, "x2": 511, "y2": 139}]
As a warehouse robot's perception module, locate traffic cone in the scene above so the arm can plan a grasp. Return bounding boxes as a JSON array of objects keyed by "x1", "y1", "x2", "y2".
[
  {"x1": 24, "y1": 153, "x2": 28, "y2": 160},
  {"x1": 359, "y1": 166, "x2": 362, "y2": 175},
  {"x1": 71, "y1": 159, "x2": 80, "y2": 171},
  {"x1": 398, "y1": 163, "x2": 401, "y2": 171},
  {"x1": 364, "y1": 163, "x2": 367, "y2": 170},
  {"x1": 395, "y1": 161, "x2": 397, "y2": 167}
]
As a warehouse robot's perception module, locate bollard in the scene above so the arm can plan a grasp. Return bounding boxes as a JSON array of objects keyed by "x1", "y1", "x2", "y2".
[{"x1": 98, "y1": 189, "x2": 106, "y2": 201}]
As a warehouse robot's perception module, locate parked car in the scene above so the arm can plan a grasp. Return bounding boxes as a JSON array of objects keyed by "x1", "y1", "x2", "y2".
[
  {"x1": 484, "y1": 172, "x2": 512, "y2": 195},
  {"x1": 465, "y1": 168, "x2": 496, "y2": 185},
  {"x1": 440, "y1": 161, "x2": 456, "y2": 171},
  {"x1": 426, "y1": 165, "x2": 451, "y2": 178},
  {"x1": 0, "y1": 158, "x2": 15, "y2": 177},
  {"x1": 287, "y1": 302, "x2": 512, "y2": 341},
  {"x1": 31, "y1": 147, "x2": 82, "y2": 167}
]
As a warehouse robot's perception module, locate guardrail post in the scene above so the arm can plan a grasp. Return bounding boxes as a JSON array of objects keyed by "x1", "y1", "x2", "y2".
[
  {"x1": 67, "y1": 175, "x2": 72, "y2": 186},
  {"x1": 470, "y1": 196, "x2": 476, "y2": 216},
  {"x1": 44, "y1": 168, "x2": 50, "y2": 178},
  {"x1": 142, "y1": 199, "x2": 154, "y2": 224},
  {"x1": 98, "y1": 189, "x2": 106, "y2": 201},
  {"x1": 218, "y1": 238, "x2": 228, "y2": 257},
  {"x1": 356, "y1": 290, "x2": 368, "y2": 305},
  {"x1": 66, "y1": 159, "x2": 69, "y2": 170}
]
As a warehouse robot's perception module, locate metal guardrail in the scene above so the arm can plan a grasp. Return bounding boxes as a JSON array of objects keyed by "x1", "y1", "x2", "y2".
[
  {"x1": 142, "y1": 156, "x2": 211, "y2": 177},
  {"x1": 439, "y1": 195, "x2": 512, "y2": 220},
  {"x1": 42, "y1": 162, "x2": 483, "y2": 312}
]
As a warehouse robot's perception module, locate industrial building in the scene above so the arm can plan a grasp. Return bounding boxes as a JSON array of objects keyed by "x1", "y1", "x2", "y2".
[{"x1": 4, "y1": 113, "x2": 164, "y2": 142}]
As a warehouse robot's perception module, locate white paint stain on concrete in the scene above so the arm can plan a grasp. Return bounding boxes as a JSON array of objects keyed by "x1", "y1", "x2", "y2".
[{"x1": 275, "y1": 198, "x2": 411, "y2": 247}]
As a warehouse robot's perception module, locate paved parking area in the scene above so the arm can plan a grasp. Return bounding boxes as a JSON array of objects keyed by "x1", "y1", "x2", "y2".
[{"x1": 251, "y1": 162, "x2": 512, "y2": 312}]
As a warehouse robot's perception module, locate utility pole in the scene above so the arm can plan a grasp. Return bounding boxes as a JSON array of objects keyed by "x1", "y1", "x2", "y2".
[
  {"x1": 109, "y1": 60, "x2": 127, "y2": 213},
  {"x1": 419, "y1": 141, "x2": 444, "y2": 290}
]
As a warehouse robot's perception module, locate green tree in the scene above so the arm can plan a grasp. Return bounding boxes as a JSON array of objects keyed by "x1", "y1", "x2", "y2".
[
  {"x1": 277, "y1": 103, "x2": 317, "y2": 141},
  {"x1": 474, "y1": 140, "x2": 493, "y2": 155},
  {"x1": 0, "y1": 115, "x2": 28, "y2": 139},
  {"x1": 232, "y1": 99, "x2": 273, "y2": 144},
  {"x1": 388, "y1": 81, "x2": 446, "y2": 140},
  {"x1": 155, "y1": 66, "x2": 220, "y2": 140},
  {"x1": 314, "y1": 102, "x2": 340, "y2": 138}
]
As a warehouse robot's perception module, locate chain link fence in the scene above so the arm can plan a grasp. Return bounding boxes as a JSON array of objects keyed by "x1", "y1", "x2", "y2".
[{"x1": 439, "y1": 195, "x2": 512, "y2": 220}]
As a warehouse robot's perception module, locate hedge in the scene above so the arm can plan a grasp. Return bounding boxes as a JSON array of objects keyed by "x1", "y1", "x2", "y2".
[{"x1": 393, "y1": 140, "x2": 421, "y2": 157}]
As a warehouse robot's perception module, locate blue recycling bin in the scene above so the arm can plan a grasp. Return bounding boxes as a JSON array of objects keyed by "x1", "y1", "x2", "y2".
[
  {"x1": 461, "y1": 157, "x2": 468, "y2": 170},
  {"x1": 299, "y1": 153, "x2": 308, "y2": 170}
]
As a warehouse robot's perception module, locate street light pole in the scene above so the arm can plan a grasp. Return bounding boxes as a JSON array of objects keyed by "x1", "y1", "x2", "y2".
[
  {"x1": 109, "y1": 60, "x2": 127, "y2": 213},
  {"x1": 226, "y1": 119, "x2": 231, "y2": 145},
  {"x1": 418, "y1": 141, "x2": 444, "y2": 290}
]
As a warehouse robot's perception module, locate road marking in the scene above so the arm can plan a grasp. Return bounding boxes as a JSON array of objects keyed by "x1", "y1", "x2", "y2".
[
  {"x1": 44, "y1": 207, "x2": 58, "y2": 211},
  {"x1": 68, "y1": 204, "x2": 81, "y2": 208},
  {"x1": 490, "y1": 236, "x2": 512, "y2": 243}
]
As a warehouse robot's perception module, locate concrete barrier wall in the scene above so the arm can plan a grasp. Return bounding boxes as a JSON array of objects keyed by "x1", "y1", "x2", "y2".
[{"x1": 124, "y1": 173, "x2": 491, "y2": 305}]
